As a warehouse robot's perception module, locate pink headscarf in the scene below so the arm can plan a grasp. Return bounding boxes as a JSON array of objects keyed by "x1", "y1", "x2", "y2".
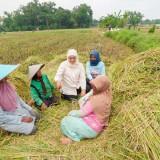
[{"x1": 0, "y1": 82, "x2": 18, "y2": 112}]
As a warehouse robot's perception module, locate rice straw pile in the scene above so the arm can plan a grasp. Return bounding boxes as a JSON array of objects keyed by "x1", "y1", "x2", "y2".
[
  {"x1": 18, "y1": 56, "x2": 46, "y2": 74},
  {"x1": 109, "y1": 48, "x2": 160, "y2": 109}
]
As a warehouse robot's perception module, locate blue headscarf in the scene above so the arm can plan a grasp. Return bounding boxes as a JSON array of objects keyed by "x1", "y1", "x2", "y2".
[{"x1": 90, "y1": 50, "x2": 101, "y2": 66}]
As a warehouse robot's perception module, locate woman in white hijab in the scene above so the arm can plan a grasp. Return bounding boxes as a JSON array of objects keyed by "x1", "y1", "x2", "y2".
[{"x1": 54, "y1": 49, "x2": 86, "y2": 101}]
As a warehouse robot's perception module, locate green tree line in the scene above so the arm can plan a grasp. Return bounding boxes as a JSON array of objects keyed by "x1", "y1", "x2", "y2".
[
  {"x1": 141, "y1": 19, "x2": 160, "y2": 25},
  {"x1": 99, "y1": 11, "x2": 144, "y2": 29},
  {"x1": 0, "y1": 0, "x2": 94, "y2": 32}
]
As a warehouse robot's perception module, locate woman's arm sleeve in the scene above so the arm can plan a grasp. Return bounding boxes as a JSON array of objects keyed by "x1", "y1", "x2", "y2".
[
  {"x1": 18, "y1": 95, "x2": 32, "y2": 111},
  {"x1": 54, "y1": 63, "x2": 65, "y2": 82},
  {"x1": 68, "y1": 102, "x2": 93, "y2": 118},
  {"x1": 68, "y1": 110, "x2": 84, "y2": 118},
  {"x1": 80, "y1": 64, "x2": 86, "y2": 90},
  {"x1": 0, "y1": 107, "x2": 21, "y2": 124},
  {"x1": 45, "y1": 75, "x2": 56, "y2": 90},
  {"x1": 101, "y1": 62, "x2": 106, "y2": 75},
  {"x1": 30, "y1": 87, "x2": 43, "y2": 106},
  {"x1": 81, "y1": 103, "x2": 93, "y2": 116},
  {"x1": 86, "y1": 62, "x2": 93, "y2": 80}
]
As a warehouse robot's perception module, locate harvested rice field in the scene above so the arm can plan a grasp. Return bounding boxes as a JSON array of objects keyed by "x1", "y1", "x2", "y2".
[{"x1": 0, "y1": 29, "x2": 160, "y2": 160}]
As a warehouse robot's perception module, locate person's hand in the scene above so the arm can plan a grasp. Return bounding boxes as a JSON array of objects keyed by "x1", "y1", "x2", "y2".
[
  {"x1": 56, "y1": 81, "x2": 62, "y2": 90},
  {"x1": 80, "y1": 89, "x2": 86, "y2": 97},
  {"x1": 29, "y1": 109, "x2": 40, "y2": 121},
  {"x1": 68, "y1": 110, "x2": 84, "y2": 117},
  {"x1": 21, "y1": 116, "x2": 33, "y2": 123},
  {"x1": 29, "y1": 109, "x2": 38, "y2": 116},
  {"x1": 41, "y1": 103, "x2": 48, "y2": 110},
  {"x1": 88, "y1": 95, "x2": 93, "y2": 99},
  {"x1": 68, "y1": 110, "x2": 78, "y2": 116}
]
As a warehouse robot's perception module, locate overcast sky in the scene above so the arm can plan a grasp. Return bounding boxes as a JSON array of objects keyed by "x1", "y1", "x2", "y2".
[{"x1": 0, "y1": 0, "x2": 160, "y2": 20}]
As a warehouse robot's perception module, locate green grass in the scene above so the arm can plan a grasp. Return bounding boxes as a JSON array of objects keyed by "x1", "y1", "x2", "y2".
[
  {"x1": 105, "y1": 29, "x2": 160, "y2": 52},
  {"x1": 0, "y1": 29, "x2": 160, "y2": 160}
]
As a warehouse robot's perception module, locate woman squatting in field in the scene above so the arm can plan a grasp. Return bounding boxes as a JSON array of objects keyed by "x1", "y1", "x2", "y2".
[{"x1": 0, "y1": 64, "x2": 40, "y2": 135}]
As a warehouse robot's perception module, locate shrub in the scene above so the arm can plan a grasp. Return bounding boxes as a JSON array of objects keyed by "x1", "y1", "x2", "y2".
[{"x1": 148, "y1": 25, "x2": 156, "y2": 33}]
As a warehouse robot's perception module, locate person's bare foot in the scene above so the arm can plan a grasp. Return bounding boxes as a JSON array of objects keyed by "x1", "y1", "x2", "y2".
[{"x1": 60, "y1": 137, "x2": 73, "y2": 145}]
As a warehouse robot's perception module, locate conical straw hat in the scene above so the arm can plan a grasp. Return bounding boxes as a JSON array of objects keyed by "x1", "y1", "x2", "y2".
[
  {"x1": 0, "y1": 64, "x2": 20, "y2": 81},
  {"x1": 28, "y1": 64, "x2": 45, "y2": 80}
]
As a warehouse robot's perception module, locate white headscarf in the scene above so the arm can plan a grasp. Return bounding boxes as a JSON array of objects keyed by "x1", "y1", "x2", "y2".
[{"x1": 67, "y1": 49, "x2": 79, "y2": 68}]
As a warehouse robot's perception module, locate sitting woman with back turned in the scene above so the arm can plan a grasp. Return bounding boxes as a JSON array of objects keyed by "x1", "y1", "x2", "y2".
[
  {"x1": 60, "y1": 75, "x2": 111, "y2": 144},
  {"x1": 0, "y1": 64, "x2": 40, "y2": 135}
]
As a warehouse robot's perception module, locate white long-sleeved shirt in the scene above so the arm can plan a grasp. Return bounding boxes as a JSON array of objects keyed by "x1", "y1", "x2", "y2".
[{"x1": 54, "y1": 61, "x2": 86, "y2": 96}]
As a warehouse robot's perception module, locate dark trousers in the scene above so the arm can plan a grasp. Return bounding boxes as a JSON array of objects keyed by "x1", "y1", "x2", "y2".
[
  {"x1": 34, "y1": 94, "x2": 58, "y2": 110},
  {"x1": 61, "y1": 94, "x2": 78, "y2": 101},
  {"x1": 86, "y1": 78, "x2": 92, "y2": 93},
  {"x1": 61, "y1": 88, "x2": 82, "y2": 101},
  {"x1": 61, "y1": 81, "x2": 91, "y2": 101}
]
